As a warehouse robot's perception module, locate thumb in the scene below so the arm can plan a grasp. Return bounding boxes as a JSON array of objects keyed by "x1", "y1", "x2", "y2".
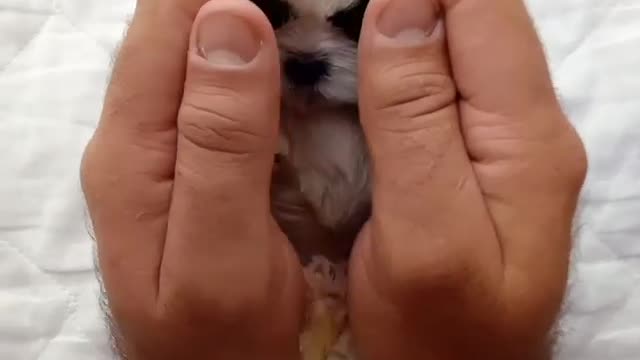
[
  {"x1": 359, "y1": 0, "x2": 456, "y2": 176},
  {"x1": 158, "y1": 1, "x2": 305, "y2": 357},
  {"x1": 162, "y1": 0, "x2": 296, "y2": 308},
  {"x1": 176, "y1": 0, "x2": 280, "y2": 193},
  {"x1": 352, "y1": 0, "x2": 502, "y2": 355},
  {"x1": 358, "y1": 0, "x2": 467, "y2": 214},
  {"x1": 357, "y1": 0, "x2": 500, "y2": 279}
]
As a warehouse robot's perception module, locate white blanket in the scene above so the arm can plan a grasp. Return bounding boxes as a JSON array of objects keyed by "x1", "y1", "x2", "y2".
[{"x1": 0, "y1": 0, "x2": 638, "y2": 359}]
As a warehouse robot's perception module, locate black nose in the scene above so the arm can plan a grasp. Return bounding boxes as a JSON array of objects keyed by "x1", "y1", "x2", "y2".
[{"x1": 284, "y1": 54, "x2": 329, "y2": 87}]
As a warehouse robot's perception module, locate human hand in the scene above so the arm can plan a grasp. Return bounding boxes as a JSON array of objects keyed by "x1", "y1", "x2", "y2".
[
  {"x1": 349, "y1": 0, "x2": 587, "y2": 359},
  {"x1": 81, "y1": 1, "x2": 305, "y2": 359}
]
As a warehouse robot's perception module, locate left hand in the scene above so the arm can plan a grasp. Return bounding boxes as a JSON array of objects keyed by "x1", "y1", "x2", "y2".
[{"x1": 81, "y1": 1, "x2": 305, "y2": 358}]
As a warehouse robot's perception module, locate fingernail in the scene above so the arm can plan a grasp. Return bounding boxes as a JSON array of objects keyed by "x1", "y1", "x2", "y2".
[
  {"x1": 197, "y1": 13, "x2": 261, "y2": 66},
  {"x1": 377, "y1": 0, "x2": 439, "y2": 44}
]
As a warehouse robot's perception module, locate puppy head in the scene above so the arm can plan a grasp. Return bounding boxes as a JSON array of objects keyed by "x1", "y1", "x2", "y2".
[{"x1": 251, "y1": 0, "x2": 368, "y2": 105}]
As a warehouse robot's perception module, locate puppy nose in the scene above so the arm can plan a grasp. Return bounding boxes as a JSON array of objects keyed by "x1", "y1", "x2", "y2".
[{"x1": 284, "y1": 54, "x2": 329, "y2": 87}]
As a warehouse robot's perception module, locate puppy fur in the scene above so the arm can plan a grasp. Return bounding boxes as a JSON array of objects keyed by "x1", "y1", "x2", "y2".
[{"x1": 259, "y1": 0, "x2": 372, "y2": 263}]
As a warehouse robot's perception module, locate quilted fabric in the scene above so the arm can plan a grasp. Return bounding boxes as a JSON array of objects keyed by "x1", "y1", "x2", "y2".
[{"x1": 0, "y1": 0, "x2": 638, "y2": 359}]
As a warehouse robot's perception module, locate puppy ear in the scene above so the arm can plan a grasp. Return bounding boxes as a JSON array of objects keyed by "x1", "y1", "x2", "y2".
[
  {"x1": 250, "y1": 0, "x2": 293, "y2": 29},
  {"x1": 327, "y1": 0, "x2": 369, "y2": 41}
]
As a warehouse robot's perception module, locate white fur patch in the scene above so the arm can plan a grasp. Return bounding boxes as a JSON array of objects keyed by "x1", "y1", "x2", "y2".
[{"x1": 281, "y1": 104, "x2": 370, "y2": 229}]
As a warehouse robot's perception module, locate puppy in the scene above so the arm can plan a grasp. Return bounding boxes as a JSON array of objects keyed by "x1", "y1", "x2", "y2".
[{"x1": 257, "y1": 0, "x2": 372, "y2": 264}]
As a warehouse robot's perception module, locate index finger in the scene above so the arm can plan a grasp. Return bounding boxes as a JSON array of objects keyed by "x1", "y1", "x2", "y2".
[
  {"x1": 81, "y1": 1, "x2": 206, "y2": 305},
  {"x1": 443, "y1": 0, "x2": 556, "y2": 113},
  {"x1": 443, "y1": 0, "x2": 586, "y2": 309}
]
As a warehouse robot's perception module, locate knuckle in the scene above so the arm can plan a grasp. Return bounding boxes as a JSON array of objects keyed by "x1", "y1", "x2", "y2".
[
  {"x1": 567, "y1": 134, "x2": 588, "y2": 186},
  {"x1": 551, "y1": 120, "x2": 589, "y2": 189},
  {"x1": 79, "y1": 140, "x2": 99, "y2": 192},
  {"x1": 370, "y1": 61, "x2": 456, "y2": 125},
  {"x1": 178, "y1": 92, "x2": 271, "y2": 156}
]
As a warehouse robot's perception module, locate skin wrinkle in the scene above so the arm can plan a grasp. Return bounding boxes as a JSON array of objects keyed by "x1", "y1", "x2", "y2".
[
  {"x1": 369, "y1": 109, "x2": 459, "y2": 195},
  {"x1": 179, "y1": 93, "x2": 268, "y2": 138},
  {"x1": 367, "y1": 55, "x2": 453, "y2": 100},
  {"x1": 185, "y1": 83, "x2": 252, "y2": 107},
  {"x1": 123, "y1": 130, "x2": 178, "y2": 162},
  {"x1": 372, "y1": 48, "x2": 448, "y2": 77},
  {"x1": 179, "y1": 103, "x2": 269, "y2": 153},
  {"x1": 372, "y1": 80, "x2": 455, "y2": 124},
  {"x1": 462, "y1": 112, "x2": 568, "y2": 163},
  {"x1": 370, "y1": 102, "x2": 456, "y2": 137},
  {"x1": 373, "y1": 135, "x2": 452, "y2": 192}
]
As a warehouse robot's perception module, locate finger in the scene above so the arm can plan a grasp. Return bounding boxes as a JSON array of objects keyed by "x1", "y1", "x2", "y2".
[
  {"x1": 442, "y1": 0, "x2": 587, "y2": 305},
  {"x1": 443, "y1": 0, "x2": 557, "y2": 113},
  {"x1": 158, "y1": 0, "x2": 297, "y2": 313},
  {"x1": 356, "y1": 0, "x2": 502, "y2": 300},
  {"x1": 80, "y1": 1, "x2": 204, "y2": 306}
]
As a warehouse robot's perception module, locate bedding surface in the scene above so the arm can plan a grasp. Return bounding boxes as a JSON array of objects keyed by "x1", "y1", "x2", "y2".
[{"x1": 1, "y1": 0, "x2": 639, "y2": 359}]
